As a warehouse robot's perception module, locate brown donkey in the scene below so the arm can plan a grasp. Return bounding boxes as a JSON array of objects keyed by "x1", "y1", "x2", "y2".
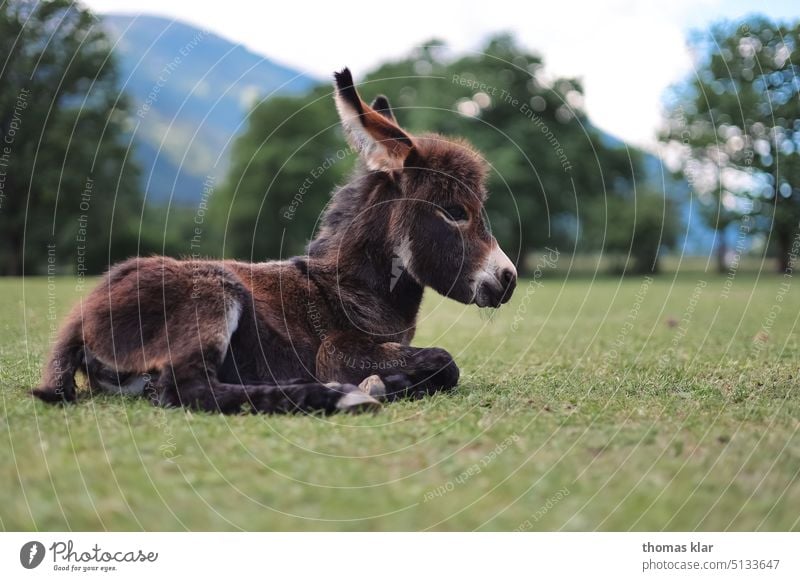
[{"x1": 33, "y1": 69, "x2": 517, "y2": 414}]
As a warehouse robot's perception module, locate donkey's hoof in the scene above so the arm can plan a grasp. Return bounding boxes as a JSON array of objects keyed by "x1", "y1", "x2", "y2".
[
  {"x1": 358, "y1": 374, "x2": 386, "y2": 400},
  {"x1": 336, "y1": 390, "x2": 382, "y2": 413}
]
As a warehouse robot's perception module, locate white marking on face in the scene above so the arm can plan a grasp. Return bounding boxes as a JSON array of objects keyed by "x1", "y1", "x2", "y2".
[{"x1": 471, "y1": 240, "x2": 517, "y2": 298}]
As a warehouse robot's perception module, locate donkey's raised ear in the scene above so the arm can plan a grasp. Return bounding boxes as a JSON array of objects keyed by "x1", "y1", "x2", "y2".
[{"x1": 334, "y1": 69, "x2": 414, "y2": 172}]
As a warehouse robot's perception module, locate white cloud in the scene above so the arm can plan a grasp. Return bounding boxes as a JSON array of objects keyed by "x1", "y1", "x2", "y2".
[{"x1": 83, "y1": 0, "x2": 780, "y2": 148}]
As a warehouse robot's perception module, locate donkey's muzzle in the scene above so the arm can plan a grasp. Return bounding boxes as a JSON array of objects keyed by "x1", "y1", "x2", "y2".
[
  {"x1": 474, "y1": 243, "x2": 517, "y2": 308},
  {"x1": 476, "y1": 266, "x2": 517, "y2": 308}
]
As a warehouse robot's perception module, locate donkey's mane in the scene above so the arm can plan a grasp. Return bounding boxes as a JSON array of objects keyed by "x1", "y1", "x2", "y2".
[{"x1": 308, "y1": 166, "x2": 393, "y2": 260}]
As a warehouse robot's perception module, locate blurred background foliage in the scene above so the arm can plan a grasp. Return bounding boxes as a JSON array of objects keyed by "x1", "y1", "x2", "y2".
[
  {"x1": 0, "y1": 0, "x2": 141, "y2": 275},
  {"x1": 1, "y1": 0, "x2": 797, "y2": 277},
  {"x1": 661, "y1": 16, "x2": 800, "y2": 274}
]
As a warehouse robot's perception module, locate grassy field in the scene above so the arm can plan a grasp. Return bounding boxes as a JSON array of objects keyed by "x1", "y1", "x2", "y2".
[{"x1": 1, "y1": 271, "x2": 798, "y2": 531}]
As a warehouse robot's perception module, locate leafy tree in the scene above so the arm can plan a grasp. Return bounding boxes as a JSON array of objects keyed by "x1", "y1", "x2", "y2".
[
  {"x1": 661, "y1": 16, "x2": 800, "y2": 273},
  {"x1": 585, "y1": 190, "x2": 680, "y2": 274},
  {"x1": 209, "y1": 88, "x2": 351, "y2": 260},
  {"x1": 0, "y1": 0, "x2": 141, "y2": 275}
]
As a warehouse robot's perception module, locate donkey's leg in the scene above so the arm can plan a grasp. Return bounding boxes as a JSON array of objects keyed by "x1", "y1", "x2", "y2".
[
  {"x1": 316, "y1": 335, "x2": 460, "y2": 401},
  {"x1": 154, "y1": 366, "x2": 380, "y2": 415},
  {"x1": 207, "y1": 381, "x2": 379, "y2": 414},
  {"x1": 400, "y1": 346, "x2": 461, "y2": 397}
]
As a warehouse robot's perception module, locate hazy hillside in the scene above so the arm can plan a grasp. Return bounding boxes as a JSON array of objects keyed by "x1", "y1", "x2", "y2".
[{"x1": 101, "y1": 14, "x2": 315, "y2": 203}]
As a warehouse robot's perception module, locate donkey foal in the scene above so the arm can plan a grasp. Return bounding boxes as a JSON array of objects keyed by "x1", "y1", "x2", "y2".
[{"x1": 33, "y1": 68, "x2": 517, "y2": 414}]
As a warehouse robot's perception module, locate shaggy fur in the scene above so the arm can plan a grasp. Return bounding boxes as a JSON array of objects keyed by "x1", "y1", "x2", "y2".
[{"x1": 32, "y1": 68, "x2": 517, "y2": 414}]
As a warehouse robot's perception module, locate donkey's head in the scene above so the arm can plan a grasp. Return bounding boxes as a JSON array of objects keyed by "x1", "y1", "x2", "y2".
[{"x1": 331, "y1": 68, "x2": 517, "y2": 308}]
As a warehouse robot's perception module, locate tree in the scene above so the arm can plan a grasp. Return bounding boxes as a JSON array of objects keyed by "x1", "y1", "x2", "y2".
[
  {"x1": 585, "y1": 190, "x2": 680, "y2": 274},
  {"x1": 661, "y1": 16, "x2": 800, "y2": 273},
  {"x1": 0, "y1": 0, "x2": 141, "y2": 275},
  {"x1": 209, "y1": 89, "x2": 350, "y2": 261}
]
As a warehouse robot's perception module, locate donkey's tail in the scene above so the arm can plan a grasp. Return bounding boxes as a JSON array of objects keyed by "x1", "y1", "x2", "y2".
[{"x1": 31, "y1": 311, "x2": 85, "y2": 404}]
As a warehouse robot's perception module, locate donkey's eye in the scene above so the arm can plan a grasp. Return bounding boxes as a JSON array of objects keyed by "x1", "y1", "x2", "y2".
[{"x1": 441, "y1": 205, "x2": 468, "y2": 222}]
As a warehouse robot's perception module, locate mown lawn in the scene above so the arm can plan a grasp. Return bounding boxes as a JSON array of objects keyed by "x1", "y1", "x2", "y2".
[{"x1": 1, "y1": 272, "x2": 798, "y2": 531}]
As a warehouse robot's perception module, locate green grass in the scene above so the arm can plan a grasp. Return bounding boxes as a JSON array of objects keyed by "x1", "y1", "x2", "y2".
[{"x1": 1, "y1": 272, "x2": 798, "y2": 531}]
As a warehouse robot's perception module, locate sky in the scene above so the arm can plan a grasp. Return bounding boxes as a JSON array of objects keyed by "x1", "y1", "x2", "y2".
[{"x1": 83, "y1": 0, "x2": 799, "y2": 149}]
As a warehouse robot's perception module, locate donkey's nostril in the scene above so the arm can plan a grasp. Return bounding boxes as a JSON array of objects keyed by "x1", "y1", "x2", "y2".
[{"x1": 499, "y1": 267, "x2": 517, "y2": 305}]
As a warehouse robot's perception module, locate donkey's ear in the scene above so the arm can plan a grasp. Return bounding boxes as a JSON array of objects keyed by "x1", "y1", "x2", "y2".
[
  {"x1": 370, "y1": 95, "x2": 396, "y2": 123},
  {"x1": 334, "y1": 69, "x2": 414, "y2": 172}
]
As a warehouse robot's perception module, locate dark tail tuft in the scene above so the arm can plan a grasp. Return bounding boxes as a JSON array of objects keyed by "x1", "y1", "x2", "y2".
[
  {"x1": 31, "y1": 313, "x2": 84, "y2": 404},
  {"x1": 31, "y1": 386, "x2": 73, "y2": 404}
]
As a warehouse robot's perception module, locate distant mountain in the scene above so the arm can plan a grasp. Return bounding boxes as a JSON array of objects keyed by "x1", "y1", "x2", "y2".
[{"x1": 101, "y1": 14, "x2": 315, "y2": 203}]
